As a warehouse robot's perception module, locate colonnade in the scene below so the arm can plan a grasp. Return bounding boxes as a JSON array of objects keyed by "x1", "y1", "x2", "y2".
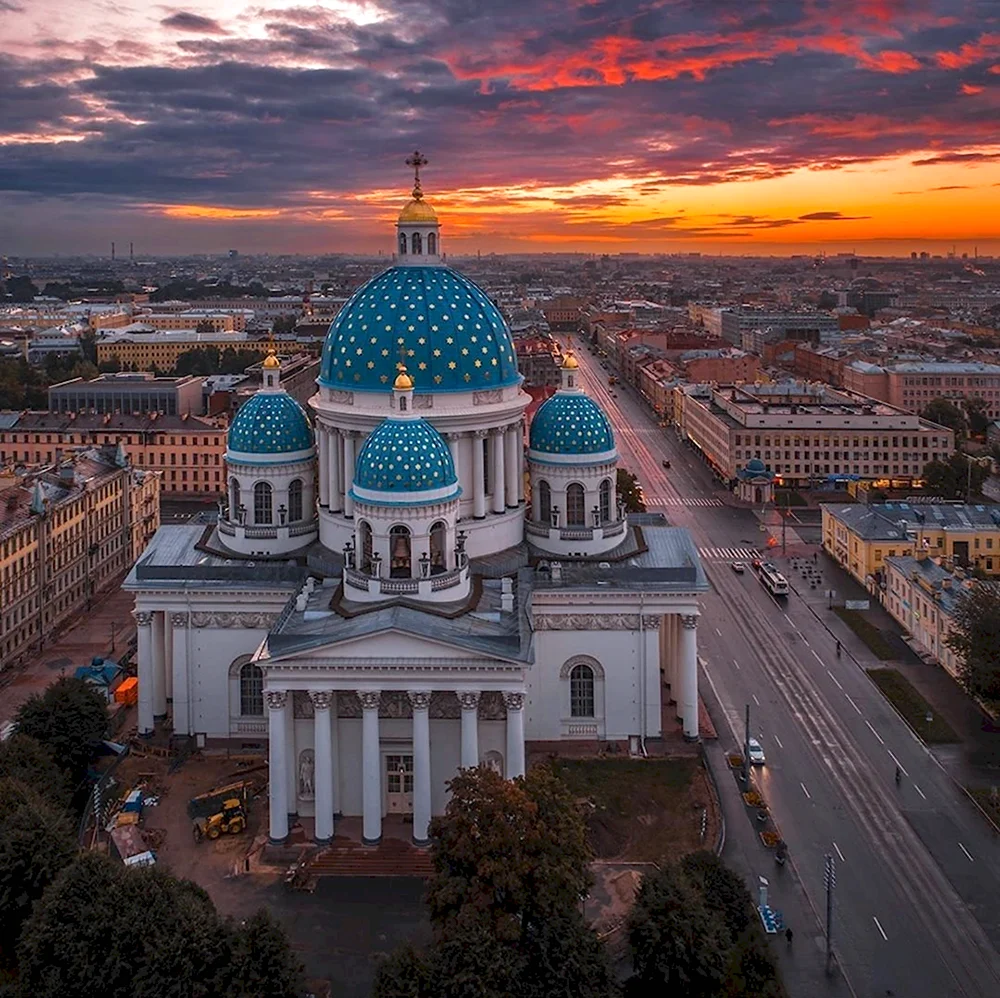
[
  {"x1": 660, "y1": 612, "x2": 699, "y2": 740},
  {"x1": 265, "y1": 687, "x2": 526, "y2": 846}
]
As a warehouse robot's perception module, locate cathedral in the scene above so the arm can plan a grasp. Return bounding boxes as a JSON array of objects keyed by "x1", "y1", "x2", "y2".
[{"x1": 125, "y1": 157, "x2": 708, "y2": 846}]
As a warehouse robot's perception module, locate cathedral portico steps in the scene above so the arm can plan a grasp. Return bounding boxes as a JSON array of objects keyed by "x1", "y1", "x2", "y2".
[{"x1": 308, "y1": 835, "x2": 435, "y2": 878}]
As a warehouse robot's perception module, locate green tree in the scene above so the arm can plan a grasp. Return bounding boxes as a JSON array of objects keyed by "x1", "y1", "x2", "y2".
[
  {"x1": 272, "y1": 314, "x2": 297, "y2": 335},
  {"x1": 14, "y1": 677, "x2": 107, "y2": 788},
  {"x1": 946, "y1": 583, "x2": 1000, "y2": 702},
  {"x1": 921, "y1": 397, "x2": 966, "y2": 440},
  {"x1": 963, "y1": 395, "x2": 991, "y2": 436},
  {"x1": 922, "y1": 453, "x2": 988, "y2": 499},
  {"x1": 0, "y1": 734, "x2": 71, "y2": 809},
  {"x1": 617, "y1": 468, "x2": 646, "y2": 513},
  {"x1": 195, "y1": 319, "x2": 217, "y2": 334},
  {"x1": 230, "y1": 909, "x2": 304, "y2": 997},
  {"x1": 2, "y1": 276, "x2": 38, "y2": 303},
  {"x1": 371, "y1": 943, "x2": 429, "y2": 998},
  {"x1": 0, "y1": 779, "x2": 76, "y2": 967}
]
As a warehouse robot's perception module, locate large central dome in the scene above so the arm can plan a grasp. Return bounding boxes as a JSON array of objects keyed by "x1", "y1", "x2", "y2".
[{"x1": 319, "y1": 266, "x2": 520, "y2": 393}]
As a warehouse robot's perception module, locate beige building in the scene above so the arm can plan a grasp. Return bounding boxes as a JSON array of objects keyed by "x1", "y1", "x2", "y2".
[
  {"x1": 96, "y1": 328, "x2": 268, "y2": 370},
  {"x1": 0, "y1": 446, "x2": 160, "y2": 669},
  {"x1": 131, "y1": 311, "x2": 244, "y2": 332},
  {"x1": 0, "y1": 412, "x2": 229, "y2": 497},
  {"x1": 676, "y1": 381, "x2": 954, "y2": 487}
]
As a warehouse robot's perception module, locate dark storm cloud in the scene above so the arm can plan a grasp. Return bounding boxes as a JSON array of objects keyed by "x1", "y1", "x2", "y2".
[{"x1": 0, "y1": 0, "x2": 998, "y2": 220}]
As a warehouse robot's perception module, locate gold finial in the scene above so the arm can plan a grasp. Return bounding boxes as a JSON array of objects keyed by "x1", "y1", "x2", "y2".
[
  {"x1": 394, "y1": 361, "x2": 414, "y2": 390},
  {"x1": 262, "y1": 349, "x2": 280, "y2": 369},
  {"x1": 562, "y1": 350, "x2": 579, "y2": 370},
  {"x1": 405, "y1": 149, "x2": 428, "y2": 200}
]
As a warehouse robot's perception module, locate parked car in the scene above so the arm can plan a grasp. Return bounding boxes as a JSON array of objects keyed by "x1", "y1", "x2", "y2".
[
  {"x1": 748, "y1": 737, "x2": 766, "y2": 765},
  {"x1": 731, "y1": 561, "x2": 746, "y2": 574}
]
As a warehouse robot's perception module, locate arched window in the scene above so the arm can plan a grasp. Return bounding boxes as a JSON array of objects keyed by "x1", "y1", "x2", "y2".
[
  {"x1": 240, "y1": 662, "x2": 263, "y2": 716},
  {"x1": 427, "y1": 232, "x2": 437, "y2": 255},
  {"x1": 359, "y1": 519, "x2": 373, "y2": 573},
  {"x1": 566, "y1": 483, "x2": 586, "y2": 526},
  {"x1": 599, "y1": 478, "x2": 612, "y2": 523},
  {"x1": 429, "y1": 520, "x2": 447, "y2": 573},
  {"x1": 538, "y1": 480, "x2": 551, "y2": 523},
  {"x1": 570, "y1": 664, "x2": 595, "y2": 717},
  {"x1": 253, "y1": 481, "x2": 273, "y2": 525},
  {"x1": 390, "y1": 525, "x2": 411, "y2": 578},
  {"x1": 411, "y1": 232, "x2": 422, "y2": 255},
  {"x1": 288, "y1": 479, "x2": 303, "y2": 522},
  {"x1": 230, "y1": 477, "x2": 240, "y2": 519}
]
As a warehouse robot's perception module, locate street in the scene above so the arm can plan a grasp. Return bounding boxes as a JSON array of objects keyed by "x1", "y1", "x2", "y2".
[{"x1": 575, "y1": 345, "x2": 1000, "y2": 997}]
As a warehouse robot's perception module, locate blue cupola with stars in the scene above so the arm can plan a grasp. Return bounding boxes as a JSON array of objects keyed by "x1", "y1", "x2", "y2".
[
  {"x1": 529, "y1": 351, "x2": 616, "y2": 464},
  {"x1": 226, "y1": 351, "x2": 314, "y2": 465}
]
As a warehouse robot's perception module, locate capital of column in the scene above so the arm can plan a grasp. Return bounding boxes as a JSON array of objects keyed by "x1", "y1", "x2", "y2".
[
  {"x1": 445, "y1": 431, "x2": 464, "y2": 441},
  {"x1": 407, "y1": 690, "x2": 432, "y2": 711},
  {"x1": 680, "y1": 614, "x2": 698, "y2": 630},
  {"x1": 133, "y1": 610, "x2": 153, "y2": 627},
  {"x1": 502, "y1": 691, "x2": 525, "y2": 712},
  {"x1": 473, "y1": 428, "x2": 489, "y2": 440},
  {"x1": 265, "y1": 689, "x2": 288, "y2": 711},
  {"x1": 308, "y1": 690, "x2": 334, "y2": 711},
  {"x1": 457, "y1": 689, "x2": 481, "y2": 711},
  {"x1": 169, "y1": 612, "x2": 189, "y2": 628},
  {"x1": 357, "y1": 689, "x2": 381, "y2": 711}
]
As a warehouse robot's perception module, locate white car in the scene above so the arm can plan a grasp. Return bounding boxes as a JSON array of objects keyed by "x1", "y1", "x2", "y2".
[{"x1": 748, "y1": 738, "x2": 766, "y2": 766}]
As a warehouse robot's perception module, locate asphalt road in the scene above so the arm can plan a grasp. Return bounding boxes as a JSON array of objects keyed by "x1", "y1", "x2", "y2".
[{"x1": 575, "y1": 344, "x2": 1000, "y2": 998}]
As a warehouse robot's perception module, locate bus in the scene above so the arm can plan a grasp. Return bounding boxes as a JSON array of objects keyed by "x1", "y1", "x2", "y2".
[{"x1": 757, "y1": 561, "x2": 789, "y2": 598}]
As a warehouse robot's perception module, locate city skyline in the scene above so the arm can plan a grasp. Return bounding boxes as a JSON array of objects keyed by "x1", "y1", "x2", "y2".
[{"x1": 2, "y1": 0, "x2": 999, "y2": 256}]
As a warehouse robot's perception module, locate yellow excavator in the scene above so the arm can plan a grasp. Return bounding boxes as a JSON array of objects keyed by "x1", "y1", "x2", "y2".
[{"x1": 192, "y1": 798, "x2": 246, "y2": 842}]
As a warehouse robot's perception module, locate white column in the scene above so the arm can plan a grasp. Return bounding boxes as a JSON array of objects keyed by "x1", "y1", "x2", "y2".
[
  {"x1": 329, "y1": 431, "x2": 342, "y2": 513},
  {"x1": 504, "y1": 426, "x2": 519, "y2": 507},
  {"x1": 408, "y1": 691, "x2": 432, "y2": 846},
  {"x1": 516, "y1": 422, "x2": 525, "y2": 502},
  {"x1": 447, "y1": 434, "x2": 462, "y2": 501},
  {"x1": 266, "y1": 690, "x2": 289, "y2": 843},
  {"x1": 503, "y1": 691, "x2": 526, "y2": 778},
  {"x1": 492, "y1": 430, "x2": 506, "y2": 514},
  {"x1": 318, "y1": 426, "x2": 330, "y2": 507},
  {"x1": 680, "y1": 614, "x2": 699, "y2": 741},
  {"x1": 343, "y1": 433, "x2": 355, "y2": 517},
  {"x1": 285, "y1": 701, "x2": 296, "y2": 815},
  {"x1": 472, "y1": 431, "x2": 486, "y2": 518},
  {"x1": 310, "y1": 691, "x2": 334, "y2": 843},
  {"x1": 170, "y1": 612, "x2": 189, "y2": 736},
  {"x1": 134, "y1": 611, "x2": 154, "y2": 735},
  {"x1": 151, "y1": 611, "x2": 166, "y2": 718},
  {"x1": 458, "y1": 690, "x2": 480, "y2": 769},
  {"x1": 359, "y1": 690, "x2": 381, "y2": 844}
]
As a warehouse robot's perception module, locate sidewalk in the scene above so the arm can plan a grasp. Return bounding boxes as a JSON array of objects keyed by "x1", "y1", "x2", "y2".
[{"x1": 0, "y1": 585, "x2": 136, "y2": 725}]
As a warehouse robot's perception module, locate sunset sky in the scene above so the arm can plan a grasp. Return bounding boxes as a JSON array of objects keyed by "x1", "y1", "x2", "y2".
[{"x1": 2, "y1": 0, "x2": 999, "y2": 257}]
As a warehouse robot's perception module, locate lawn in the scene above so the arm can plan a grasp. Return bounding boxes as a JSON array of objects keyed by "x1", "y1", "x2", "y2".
[
  {"x1": 867, "y1": 668, "x2": 960, "y2": 744},
  {"x1": 966, "y1": 787, "x2": 1000, "y2": 831},
  {"x1": 834, "y1": 607, "x2": 895, "y2": 660},
  {"x1": 549, "y1": 757, "x2": 711, "y2": 863}
]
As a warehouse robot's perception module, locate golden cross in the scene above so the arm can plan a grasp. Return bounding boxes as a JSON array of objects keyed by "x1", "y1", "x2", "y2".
[{"x1": 405, "y1": 150, "x2": 428, "y2": 197}]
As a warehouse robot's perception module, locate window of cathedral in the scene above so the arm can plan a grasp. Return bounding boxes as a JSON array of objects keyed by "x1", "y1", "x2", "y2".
[
  {"x1": 538, "y1": 480, "x2": 551, "y2": 522},
  {"x1": 230, "y1": 477, "x2": 240, "y2": 518},
  {"x1": 390, "y1": 524, "x2": 412, "y2": 578},
  {"x1": 398, "y1": 232, "x2": 407, "y2": 255},
  {"x1": 429, "y1": 520, "x2": 447, "y2": 573},
  {"x1": 570, "y1": 664, "x2": 595, "y2": 717},
  {"x1": 599, "y1": 478, "x2": 612, "y2": 523},
  {"x1": 566, "y1": 483, "x2": 586, "y2": 526},
  {"x1": 240, "y1": 662, "x2": 263, "y2": 716},
  {"x1": 411, "y1": 232, "x2": 422, "y2": 255},
  {"x1": 482, "y1": 437, "x2": 491, "y2": 495},
  {"x1": 427, "y1": 232, "x2": 436, "y2": 254},
  {"x1": 359, "y1": 520, "x2": 374, "y2": 572},
  {"x1": 288, "y1": 478, "x2": 303, "y2": 522},
  {"x1": 254, "y1": 482, "x2": 273, "y2": 525}
]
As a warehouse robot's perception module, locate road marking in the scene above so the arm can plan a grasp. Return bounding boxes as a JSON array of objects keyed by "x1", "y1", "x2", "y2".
[
  {"x1": 873, "y1": 916, "x2": 888, "y2": 941},
  {"x1": 826, "y1": 670, "x2": 843, "y2": 691},
  {"x1": 833, "y1": 841, "x2": 845, "y2": 863},
  {"x1": 774, "y1": 735, "x2": 783, "y2": 749},
  {"x1": 715, "y1": 627, "x2": 722, "y2": 637},
  {"x1": 887, "y1": 750, "x2": 908, "y2": 777},
  {"x1": 914, "y1": 784, "x2": 927, "y2": 800},
  {"x1": 865, "y1": 720, "x2": 885, "y2": 745},
  {"x1": 801, "y1": 636, "x2": 810, "y2": 646},
  {"x1": 783, "y1": 613, "x2": 793, "y2": 624},
  {"x1": 812, "y1": 650, "x2": 824, "y2": 664},
  {"x1": 752, "y1": 694, "x2": 760, "y2": 706},
  {"x1": 733, "y1": 658, "x2": 741, "y2": 670},
  {"x1": 959, "y1": 842, "x2": 974, "y2": 862},
  {"x1": 845, "y1": 694, "x2": 862, "y2": 715},
  {"x1": 800, "y1": 782, "x2": 812, "y2": 799}
]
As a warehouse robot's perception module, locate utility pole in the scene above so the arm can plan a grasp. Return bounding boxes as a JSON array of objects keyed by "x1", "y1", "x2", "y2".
[
  {"x1": 743, "y1": 703, "x2": 751, "y2": 786},
  {"x1": 824, "y1": 853, "x2": 836, "y2": 975}
]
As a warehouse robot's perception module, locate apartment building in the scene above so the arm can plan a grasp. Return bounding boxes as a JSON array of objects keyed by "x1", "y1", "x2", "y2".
[
  {"x1": 48, "y1": 373, "x2": 205, "y2": 416},
  {"x1": 719, "y1": 308, "x2": 840, "y2": 347},
  {"x1": 676, "y1": 381, "x2": 954, "y2": 487},
  {"x1": 0, "y1": 446, "x2": 160, "y2": 669},
  {"x1": 821, "y1": 501, "x2": 1000, "y2": 589},
  {"x1": 96, "y1": 328, "x2": 268, "y2": 369},
  {"x1": 0, "y1": 412, "x2": 229, "y2": 496},
  {"x1": 130, "y1": 310, "x2": 245, "y2": 332}
]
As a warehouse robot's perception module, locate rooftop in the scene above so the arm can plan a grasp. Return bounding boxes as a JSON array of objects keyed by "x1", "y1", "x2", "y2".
[{"x1": 824, "y1": 502, "x2": 1000, "y2": 539}]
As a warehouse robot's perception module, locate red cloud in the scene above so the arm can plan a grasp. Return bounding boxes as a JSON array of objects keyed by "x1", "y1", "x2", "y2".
[
  {"x1": 960, "y1": 83, "x2": 984, "y2": 95},
  {"x1": 936, "y1": 33, "x2": 1000, "y2": 70}
]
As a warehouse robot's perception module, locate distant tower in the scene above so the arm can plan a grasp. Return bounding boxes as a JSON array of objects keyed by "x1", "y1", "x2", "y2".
[
  {"x1": 129, "y1": 242, "x2": 134, "y2": 262},
  {"x1": 111, "y1": 241, "x2": 116, "y2": 262}
]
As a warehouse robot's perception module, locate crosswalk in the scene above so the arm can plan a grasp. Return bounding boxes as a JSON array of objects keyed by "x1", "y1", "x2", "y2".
[
  {"x1": 698, "y1": 546, "x2": 760, "y2": 561},
  {"x1": 646, "y1": 496, "x2": 724, "y2": 507}
]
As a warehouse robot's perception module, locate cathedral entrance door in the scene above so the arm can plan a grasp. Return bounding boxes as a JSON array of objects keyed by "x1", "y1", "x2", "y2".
[{"x1": 385, "y1": 754, "x2": 414, "y2": 814}]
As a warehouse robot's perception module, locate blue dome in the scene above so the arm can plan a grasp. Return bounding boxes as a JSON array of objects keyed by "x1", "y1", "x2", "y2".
[
  {"x1": 319, "y1": 266, "x2": 519, "y2": 393},
  {"x1": 353, "y1": 417, "x2": 459, "y2": 499},
  {"x1": 227, "y1": 391, "x2": 313, "y2": 458},
  {"x1": 529, "y1": 391, "x2": 615, "y2": 457}
]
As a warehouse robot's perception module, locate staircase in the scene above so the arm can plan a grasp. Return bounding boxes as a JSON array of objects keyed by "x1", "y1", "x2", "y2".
[{"x1": 309, "y1": 836, "x2": 435, "y2": 878}]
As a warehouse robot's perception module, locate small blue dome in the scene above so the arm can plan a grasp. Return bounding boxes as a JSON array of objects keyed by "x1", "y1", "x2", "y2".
[
  {"x1": 353, "y1": 417, "x2": 459, "y2": 498},
  {"x1": 529, "y1": 391, "x2": 615, "y2": 457},
  {"x1": 319, "y1": 266, "x2": 519, "y2": 393},
  {"x1": 227, "y1": 392, "x2": 313, "y2": 458}
]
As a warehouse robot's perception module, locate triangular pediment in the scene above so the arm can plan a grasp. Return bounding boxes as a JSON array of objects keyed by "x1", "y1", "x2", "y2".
[{"x1": 267, "y1": 627, "x2": 490, "y2": 663}]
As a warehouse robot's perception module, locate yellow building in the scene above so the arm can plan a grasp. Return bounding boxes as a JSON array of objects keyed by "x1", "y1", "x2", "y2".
[
  {"x1": 0, "y1": 446, "x2": 160, "y2": 669},
  {"x1": 0, "y1": 412, "x2": 229, "y2": 497},
  {"x1": 822, "y1": 501, "x2": 1000, "y2": 590},
  {"x1": 96, "y1": 329, "x2": 268, "y2": 370}
]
